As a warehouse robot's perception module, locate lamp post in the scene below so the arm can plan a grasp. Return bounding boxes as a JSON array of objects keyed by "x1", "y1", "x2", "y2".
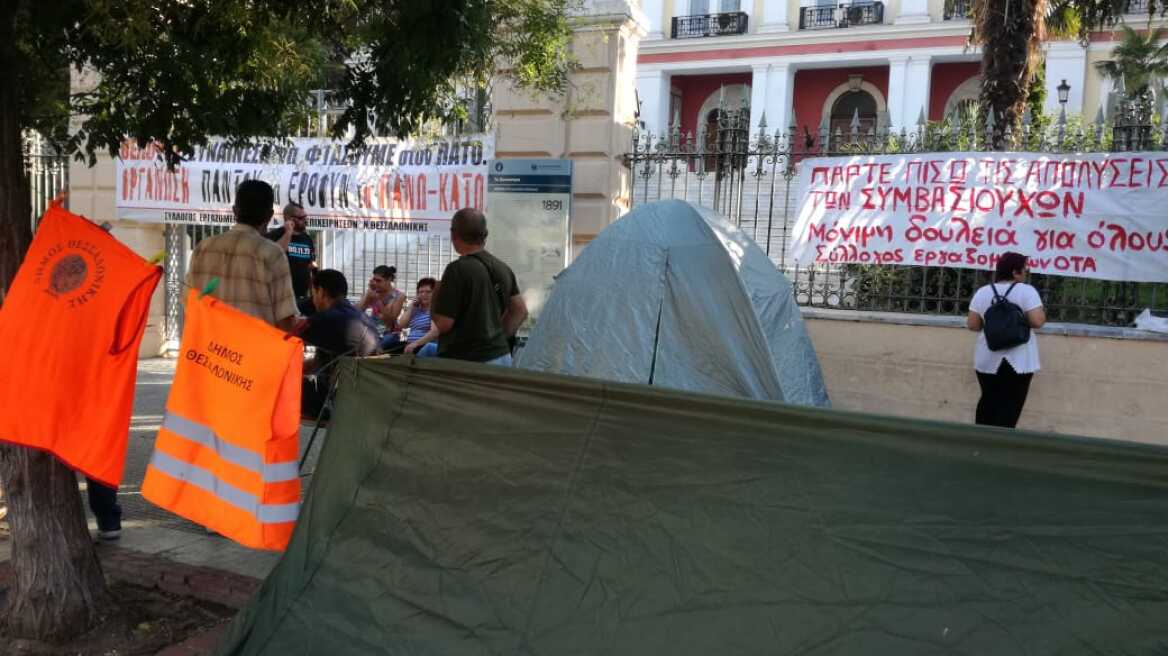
[{"x1": 1057, "y1": 79, "x2": 1071, "y2": 107}]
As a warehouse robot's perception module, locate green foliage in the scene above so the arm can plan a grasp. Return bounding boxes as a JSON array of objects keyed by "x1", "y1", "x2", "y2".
[
  {"x1": 1049, "y1": 0, "x2": 1168, "y2": 43},
  {"x1": 847, "y1": 265, "x2": 979, "y2": 315},
  {"x1": 970, "y1": 0, "x2": 1168, "y2": 144},
  {"x1": 7, "y1": 0, "x2": 578, "y2": 166},
  {"x1": 1095, "y1": 24, "x2": 1168, "y2": 99},
  {"x1": 1028, "y1": 57, "x2": 1048, "y2": 118}
]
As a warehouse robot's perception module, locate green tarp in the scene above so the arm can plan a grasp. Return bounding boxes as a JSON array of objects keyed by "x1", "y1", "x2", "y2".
[{"x1": 219, "y1": 357, "x2": 1168, "y2": 655}]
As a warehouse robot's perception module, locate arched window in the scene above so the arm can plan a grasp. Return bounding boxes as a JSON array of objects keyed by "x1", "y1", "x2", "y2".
[
  {"x1": 948, "y1": 98, "x2": 979, "y2": 121},
  {"x1": 944, "y1": 76, "x2": 982, "y2": 120},
  {"x1": 830, "y1": 90, "x2": 878, "y2": 134}
]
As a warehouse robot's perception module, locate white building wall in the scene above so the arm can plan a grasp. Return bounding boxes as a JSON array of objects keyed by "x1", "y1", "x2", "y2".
[
  {"x1": 1044, "y1": 42, "x2": 1088, "y2": 116},
  {"x1": 636, "y1": 70, "x2": 673, "y2": 134}
]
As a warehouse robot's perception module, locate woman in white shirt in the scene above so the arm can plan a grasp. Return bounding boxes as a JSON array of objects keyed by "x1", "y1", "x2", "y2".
[{"x1": 965, "y1": 252, "x2": 1046, "y2": 428}]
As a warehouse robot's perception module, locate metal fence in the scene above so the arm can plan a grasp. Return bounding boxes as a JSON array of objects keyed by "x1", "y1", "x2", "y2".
[
  {"x1": 22, "y1": 131, "x2": 69, "y2": 228},
  {"x1": 161, "y1": 222, "x2": 455, "y2": 350},
  {"x1": 159, "y1": 91, "x2": 484, "y2": 345},
  {"x1": 625, "y1": 100, "x2": 1168, "y2": 326}
]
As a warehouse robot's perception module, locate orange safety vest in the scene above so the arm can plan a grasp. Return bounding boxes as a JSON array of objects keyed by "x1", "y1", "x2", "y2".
[
  {"x1": 0, "y1": 203, "x2": 161, "y2": 486},
  {"x1": 142, "y1": 290, "x2": 303, "y2": 551}
]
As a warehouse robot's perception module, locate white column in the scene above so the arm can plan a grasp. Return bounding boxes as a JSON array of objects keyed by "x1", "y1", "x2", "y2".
[
  {"x1": 1097, "y1": 77, "x2": 1116, "y2": 120},
  {"x1": 642, "y1": 0, "x2": 665, "y2": 39},
  {"x1": 896, "y1": 0, "x2": 931, "y2": 24},
  {"x1": 887, "y1": 55, "x2": 932, "y2": 130},
  {"x1": 749, "y1": 65, "x2": 770, "y2": 132},
  {"x1": 749, "y1": 63, "x2": 794, "y2": 133},
  {"x1": 635, "y1": 70, "x2": 672, "y2": 135},
  {"x1": 759, "y1": 0, "x2": 789, "y2": 32},
  {"x1": 1044, "y1": 42, "x2": 1087, "y2": 116}
]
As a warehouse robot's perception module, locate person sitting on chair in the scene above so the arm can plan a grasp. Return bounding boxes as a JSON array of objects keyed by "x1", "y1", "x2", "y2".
[
  {"x1": 400, "y1": 277, "x2": 439, "y2": 357},
  {"x1": 297, "y1": 269, "x2": 379, "y2": 418}
]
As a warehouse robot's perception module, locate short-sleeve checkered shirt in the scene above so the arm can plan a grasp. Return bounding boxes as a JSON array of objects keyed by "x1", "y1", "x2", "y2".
[{"x1": 186, "y1": 224, "x2": 299, "y2": 326}]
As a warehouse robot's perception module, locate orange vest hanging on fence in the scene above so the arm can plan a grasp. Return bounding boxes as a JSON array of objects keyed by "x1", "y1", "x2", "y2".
[
  {"x1": 142, "y1": 290, "x2": 303, "y2": 551},
  {"x1": 0, "y1": 203, "x2": 162, "y2": 486}
]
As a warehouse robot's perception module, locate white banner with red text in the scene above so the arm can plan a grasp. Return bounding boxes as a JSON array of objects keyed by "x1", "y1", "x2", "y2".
[
  {"x1": 116, "y1": 135, "x2": 493, "y2": 235},
  {"x1": 788, "y1": 152, "x2": 1168, "y2": 282}
]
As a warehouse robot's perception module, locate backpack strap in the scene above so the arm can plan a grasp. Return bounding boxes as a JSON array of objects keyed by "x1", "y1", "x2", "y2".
[
  {"x1": 991, "y1": 281, "x2": 1019, "y2": 304},
  {"x1": 465, "y1": 252, "x2": 507, "y2": 317}
]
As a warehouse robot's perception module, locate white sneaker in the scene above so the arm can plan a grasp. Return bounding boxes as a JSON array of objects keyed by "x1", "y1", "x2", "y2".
[{"x1": 97, "y1": 528, "x2": 121, "y2": 541}]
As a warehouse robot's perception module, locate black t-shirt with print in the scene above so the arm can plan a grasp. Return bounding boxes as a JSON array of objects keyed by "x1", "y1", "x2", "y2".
[{"x1": 266, "y1": 228, "x2": 315, "y2": 298}]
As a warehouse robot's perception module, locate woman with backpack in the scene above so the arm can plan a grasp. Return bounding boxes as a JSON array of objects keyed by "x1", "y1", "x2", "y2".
[{"x1": 966, "y1": 252, "x2": 1047, "y2": 428}]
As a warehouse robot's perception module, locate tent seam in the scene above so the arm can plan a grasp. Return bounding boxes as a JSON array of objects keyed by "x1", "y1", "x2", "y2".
[
  {"x1": 514, "y1": 381, "x2": 609, "y2": 652},
  {"x1": 647, "y1": 250, "x2": 670, "y2": 385}
]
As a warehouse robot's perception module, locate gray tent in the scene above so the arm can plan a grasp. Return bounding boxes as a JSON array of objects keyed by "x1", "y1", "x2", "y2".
[{"x1": 517, "y1": 200, "x2": 829, "y2": 406}]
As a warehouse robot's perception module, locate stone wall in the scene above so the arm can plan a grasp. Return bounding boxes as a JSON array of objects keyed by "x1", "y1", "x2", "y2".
[
  {"x1": 69, "y1": 149, "x2": 168, "y2": 358},
  {"x1": 804, "y1": 310, "x2": 1168, "y2": 444},
  {"x1": 492, "y1": 1, "x2": 646, "y2": 256}
]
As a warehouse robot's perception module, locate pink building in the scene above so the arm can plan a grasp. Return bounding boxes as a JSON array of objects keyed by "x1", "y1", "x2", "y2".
[{"x1": 635, "y1": 1, "x2": 1153, "y2": 138}]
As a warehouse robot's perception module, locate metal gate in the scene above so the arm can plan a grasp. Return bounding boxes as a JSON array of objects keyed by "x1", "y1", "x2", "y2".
[
  {"x1": 23, "y1": 130, "x2": 69, "y2": 228},
  {"x1": 625, "y1": 100, "x2": 1168, "y2": 326},
  {"x1": 162, "y1": 223, "x2": 455, "y2": 351}
]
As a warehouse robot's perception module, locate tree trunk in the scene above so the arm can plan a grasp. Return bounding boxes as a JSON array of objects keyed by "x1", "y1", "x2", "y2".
[
  {"x1": 0, "y1": 450, "x2": 113, "y2": 640},
  {"x1": 977, "y1": 0, "x2": 1047, "y2": 149},
  {"x1": 0, "y1": 3, "x2": 31, "y2": 304},
  {"x1": 0, "y1": 4, "x2": 113, "y2": 642}
]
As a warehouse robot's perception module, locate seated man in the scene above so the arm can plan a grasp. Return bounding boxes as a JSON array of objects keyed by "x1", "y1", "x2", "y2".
[{"x1": 297, "y1": 269, "x2": 379, "y2": 417}]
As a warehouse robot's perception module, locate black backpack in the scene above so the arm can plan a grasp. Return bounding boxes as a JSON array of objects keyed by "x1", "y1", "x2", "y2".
[{"x1": 983, "y1": 282, "x2": 1030, "y2": 351}]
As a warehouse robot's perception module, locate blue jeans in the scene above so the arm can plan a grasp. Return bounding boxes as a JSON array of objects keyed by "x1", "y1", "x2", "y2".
[
  {"x1": 86, "y1": 477, "x2": 121, "y2": 532},
  {"x1": 410, "y1": 342, "x2": 438, "y2": 357},
  {"x1": 484, "y1": 353, "x2": 513, "y2": 367}
]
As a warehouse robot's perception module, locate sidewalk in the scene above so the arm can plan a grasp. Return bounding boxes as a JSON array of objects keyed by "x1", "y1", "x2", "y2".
[{"x1": 0, "y1": 358, "x2": 330, "y2": 653}]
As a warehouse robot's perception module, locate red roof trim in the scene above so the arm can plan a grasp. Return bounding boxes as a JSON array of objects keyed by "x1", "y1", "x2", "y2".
[{"x1": 637, "y1": 35, "x2": 970, "y2": 63}]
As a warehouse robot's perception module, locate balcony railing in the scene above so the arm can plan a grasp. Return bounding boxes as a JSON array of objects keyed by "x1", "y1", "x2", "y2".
[
  {"x1": 1125, "y1": 0, "x2": 1150, "y2": 14},
  {"x1": 943, "y1": 0, "x2": 970, "y2": 19},
  {"x1": 798, "y1": 2, "x2": 885, "y2": 30},
  {"x1": 671, "y1": 12, "x2": 749, "y2": 39}
]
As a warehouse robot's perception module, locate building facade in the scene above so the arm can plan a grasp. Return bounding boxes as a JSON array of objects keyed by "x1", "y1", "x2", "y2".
[{"x1": 636, "y1": 0, "x2": 1160, "y2": 140}]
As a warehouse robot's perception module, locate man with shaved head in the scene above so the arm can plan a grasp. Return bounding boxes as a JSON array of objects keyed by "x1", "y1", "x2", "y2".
[
  {"x1": 431, "y1": 207, "x2": 527, "y2": 365},
  {"x1": 266, "y1": 201, "x2": 316, "y2": 315}
]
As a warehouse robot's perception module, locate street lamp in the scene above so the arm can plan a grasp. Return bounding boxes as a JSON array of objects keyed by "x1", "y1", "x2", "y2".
[{"x1": 1057, "y1": 79, "x2": 1071, "y2": 107}]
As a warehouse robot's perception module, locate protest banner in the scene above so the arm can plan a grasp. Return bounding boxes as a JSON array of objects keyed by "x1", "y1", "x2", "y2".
[
  {"x1": 788, "y1": 152, "x2": 1168, "y2": 282},
  {"x1": 116, "y1": 135, "x2": 493, "y2": 234}
]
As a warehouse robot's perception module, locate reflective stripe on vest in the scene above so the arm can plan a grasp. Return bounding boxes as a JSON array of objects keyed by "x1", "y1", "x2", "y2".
[
  {"x1": 148, "y1": 450, "x2": 299, "y2": 523},
  {"x1": 162, "y1": 412, "x2": 299, "y2": 483},
  {"x1": 142, "y1": 290, "x2": 304, "y2": 551}
]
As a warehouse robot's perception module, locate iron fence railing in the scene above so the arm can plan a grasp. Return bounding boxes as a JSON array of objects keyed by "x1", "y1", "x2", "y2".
[
  {"x1": 22, "y1": 131, "x2": 69, "y2": 229},
  {"x1": 624, "y1": 100, "x2": 1168, "y2": 327},
  {"x1": 1125, "y1": 0, "x2": 1151, "y2": 14},
  {"x1": 161, "y1": 221, "x2": 456, "y2": 352},
  {"x1": 671, "y1": 11, "x2": 749, "y2": 38},
  {"x1": 799, "y1": 2, "x2": 884, "y2": 30}
]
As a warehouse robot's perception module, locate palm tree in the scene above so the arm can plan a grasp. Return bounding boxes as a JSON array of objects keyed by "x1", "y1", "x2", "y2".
[
  {"x1": 1095, "y1": 24, "x2": 1168, "y2": 116},
  {"x1": 970, "y1": 0, "x2": 1162, "y2": 147}
]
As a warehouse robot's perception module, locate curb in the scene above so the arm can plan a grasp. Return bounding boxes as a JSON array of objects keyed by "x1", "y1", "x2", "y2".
[
  {"x1": 1, "y1": 544, "x2": 258, "y2": 655},
  {"x1": 96, "y1": 544, "x2": 261, "y2": 610}
]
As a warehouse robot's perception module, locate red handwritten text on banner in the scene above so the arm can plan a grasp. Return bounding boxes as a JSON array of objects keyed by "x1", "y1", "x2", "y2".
[{"x1": 789, "y1": 153, "x2": 1168, "y2": 282}]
